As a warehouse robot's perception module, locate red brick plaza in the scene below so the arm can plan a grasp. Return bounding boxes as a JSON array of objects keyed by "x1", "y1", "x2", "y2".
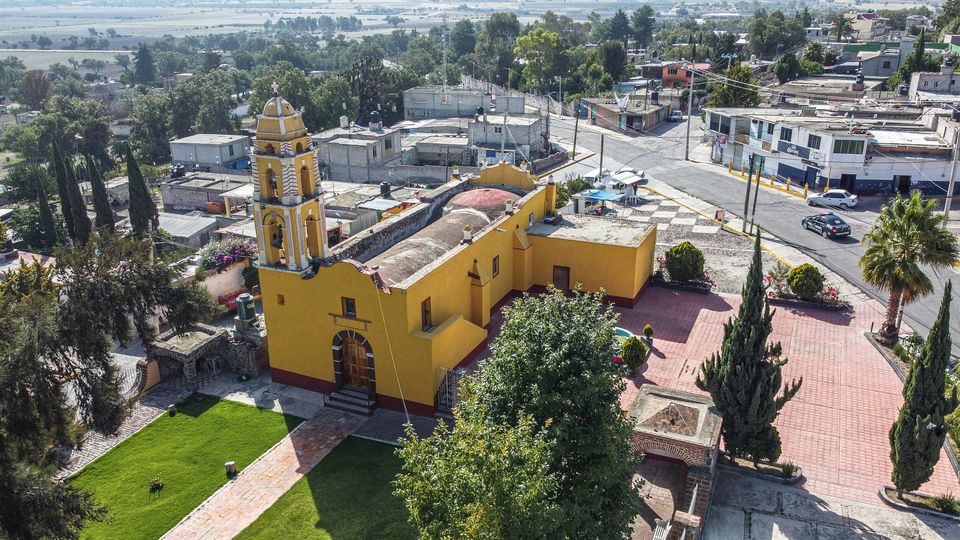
[{"x1": 614, "y1": 287, "x2": 959, "y2": 506}]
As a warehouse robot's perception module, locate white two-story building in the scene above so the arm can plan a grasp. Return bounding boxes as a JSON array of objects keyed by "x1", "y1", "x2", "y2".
[{"x1": 704, "y1": 107, "x2": 954, "y2": 195}]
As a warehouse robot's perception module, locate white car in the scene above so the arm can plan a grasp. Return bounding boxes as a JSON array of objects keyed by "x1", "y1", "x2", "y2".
[
  {"x1": 806, "y1": 189, "x2": 858, "y2": 209},
  {"x1": 616, "y1": 166, "x2": 645, "y2": 178}
]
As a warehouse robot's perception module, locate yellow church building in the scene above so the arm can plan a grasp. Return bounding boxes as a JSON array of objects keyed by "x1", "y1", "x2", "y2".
[{"x1": 252, "y1": 87, "x2": 658, "y2": 416}]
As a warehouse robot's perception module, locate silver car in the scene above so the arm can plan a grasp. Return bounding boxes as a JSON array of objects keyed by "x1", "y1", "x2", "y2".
[{"x1": 806, "y1": 189, "x2": 858, "y2": 209}]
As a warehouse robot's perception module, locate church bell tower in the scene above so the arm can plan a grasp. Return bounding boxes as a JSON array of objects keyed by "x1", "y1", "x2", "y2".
[{"x1": 252, "y1": 83, "x2": 329, "y2": 272}]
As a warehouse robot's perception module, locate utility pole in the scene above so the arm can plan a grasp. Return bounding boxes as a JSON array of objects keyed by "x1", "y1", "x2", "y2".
[
  {"x1": 572, "y1": 99, "x2": 580, "y2": 159},
  {"x1": 599, "y1": 134, "x2": 605, "y2": 176},
  {"x1": 500, "y1": 109, "x2": 508, "y2": 160},
  {"x1": 684, "y1": 62, "x2": 696, "y2": 161},
  {"x1": 945, "y1": 128, "x2": 959, "y2": 223},
  {"x1": 750, "y1": 156, "x2": 764, "y2": 235},
  {"x1": 441, "y1": 13, "x2": 448, "y2": 94},
  {"x1": 742, "y1": 154, "x2": 755, "y2": 233}
]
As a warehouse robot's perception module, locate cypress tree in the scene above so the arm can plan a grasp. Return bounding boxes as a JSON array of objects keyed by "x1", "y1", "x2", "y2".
[
  {"x1": 85, "y1": 154, "x2": 115, "y2": 233},
  {"x1": 65, "y1": 156, "x2": 91, "y2": 244},
  {"x1": 890, "y1": 281, "x2": 956, "y2": 497},
  {"x1": 696, "y1": 234, "x2": 803, "y2": 465},
  {"x1": 51, "y1": 145, "x2": 76, "y2": 241},
  {"x1": 35, "y1": 173, "x2": 59, "y2": 249},
  {"x1": 912, "y1": 28, "x2": 926, "y2": 74},
  {"x1": 126, "y1": 146, "x2": 158, "y2": 237}
]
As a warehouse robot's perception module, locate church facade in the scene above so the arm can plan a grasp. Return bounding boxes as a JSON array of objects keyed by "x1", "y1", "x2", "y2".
[{"x1": 251, "y1": 88, "x2": 658, "y2": 416}]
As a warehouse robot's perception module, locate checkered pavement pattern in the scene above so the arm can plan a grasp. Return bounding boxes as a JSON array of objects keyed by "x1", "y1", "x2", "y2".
[{"x1": 615, "y1": 195, "x2": 721, "y2": 236}]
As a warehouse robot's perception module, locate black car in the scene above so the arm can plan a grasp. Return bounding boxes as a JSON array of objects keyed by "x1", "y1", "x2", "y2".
[{"x1": 802, "y1": 212, "x2": 851, "y2": 239}]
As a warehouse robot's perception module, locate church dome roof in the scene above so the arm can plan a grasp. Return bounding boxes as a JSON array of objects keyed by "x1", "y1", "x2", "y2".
[{"x1": 262, "y1": 95, "x2": 296, "y2": 117}]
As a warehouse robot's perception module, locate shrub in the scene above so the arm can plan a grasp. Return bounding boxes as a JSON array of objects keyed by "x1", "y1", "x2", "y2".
[
  {"x1": 664, "y1": 241, "x2": 705, "y2": 283},
  {"x1": 931, "y1": 493, "x2": 960, "y2": 514},
  {"x1": 621, "y1": 336, "x2": 648, "y2": 371},
  {"x1": 642, "y1": 324, "x2": 654, "y2": 339},
  {"x1": 765, "y1": 261, "x2": 791, "y2": 297},
  {"x1": 787, "y1": 263, "x2": 825, "y2": 301},
  {"x1": 780, "y1": 461, "x2": 798, "y2": 478}
]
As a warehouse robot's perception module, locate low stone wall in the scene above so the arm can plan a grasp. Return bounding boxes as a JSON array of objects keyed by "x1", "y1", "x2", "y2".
[{"x1": 531, "y1": 151, "x2": 568, "y2": 174}]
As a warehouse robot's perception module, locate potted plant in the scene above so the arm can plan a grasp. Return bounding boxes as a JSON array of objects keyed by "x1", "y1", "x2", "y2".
[{"x1": 642, "y1": 324, "x2": 654, "y2": 347}]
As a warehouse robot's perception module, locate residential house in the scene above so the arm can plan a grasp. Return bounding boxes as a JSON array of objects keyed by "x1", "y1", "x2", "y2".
[{"x1": 169, "y1": 134, "x2": 251, "y2": 172}]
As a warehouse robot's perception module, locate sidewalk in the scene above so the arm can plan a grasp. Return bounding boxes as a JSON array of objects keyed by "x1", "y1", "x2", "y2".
[{"x1": 161, "y1": 408, "x2": 365, "y2": 539}]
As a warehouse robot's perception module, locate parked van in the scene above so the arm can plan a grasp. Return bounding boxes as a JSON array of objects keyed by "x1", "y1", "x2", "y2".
[{"x1": 583, "y1": 168, "x2": 611, "y2": 185}]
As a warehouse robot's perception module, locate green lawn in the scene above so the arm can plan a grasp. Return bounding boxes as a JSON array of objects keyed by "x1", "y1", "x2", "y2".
[
  {"x1": 236, "y1": 436, "x2": 415, "y2": 539},
  {"x1": 71, "y1": 393, "x2": 302, "y2": 540}
]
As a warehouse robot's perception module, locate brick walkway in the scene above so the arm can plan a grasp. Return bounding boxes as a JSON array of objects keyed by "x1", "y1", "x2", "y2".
[
  {"x1": 56, "y1": 382, "x2": 190, "y2": 478},
  {"x1": 161, "y1": 408, "x2": 365, "y2": 540},
  {"x1": 617, "y1": 287, "x2": 959, "y2": 506}
]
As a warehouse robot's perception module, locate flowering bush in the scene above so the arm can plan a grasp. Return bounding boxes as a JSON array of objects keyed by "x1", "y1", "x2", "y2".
[
  {"x1": 765, "y1": 262, "x2": 845, "y2": 306},
  {"x1": 198, "y1": 238, "x2": 257, "y2": 273}
]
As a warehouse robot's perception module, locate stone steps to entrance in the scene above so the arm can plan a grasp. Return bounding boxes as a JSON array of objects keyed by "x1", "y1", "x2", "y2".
[{"x1": 327, "y1": 388, "x2": 377, "y2": 416}]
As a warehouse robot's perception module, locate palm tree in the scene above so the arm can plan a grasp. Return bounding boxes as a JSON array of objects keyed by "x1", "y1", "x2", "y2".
[
  {"x1": 860, "y1": 191, "x2": 959, "y2": 345},
  {"x1": 832, "y1": 14, "x2": 852, "y2": 42}
]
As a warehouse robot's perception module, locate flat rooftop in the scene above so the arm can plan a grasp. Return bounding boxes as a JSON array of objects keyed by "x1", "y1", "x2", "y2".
[
  {"x1": 158, "y1": 212, "x2": 218, "y2": 237},
  {"x1": 527, "y1": 214, "x2": 653, "y2": 248},
  {"x1": 163, "y1": 173, "x2": 250, "y2": 192},
  {"x1": 627, "y1": 386, "x2": 722, "y2": 449},
  {"x1": 171, "y1": 134, "x2": 248, "y2": 145}
]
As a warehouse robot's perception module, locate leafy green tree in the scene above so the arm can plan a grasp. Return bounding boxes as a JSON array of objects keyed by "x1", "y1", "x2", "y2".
[
  {"x1": 64, "y1": 155, "x2": 91, "y2": 244},
  {"x1": 890, "y1": 282, "x2": 957, "y2": 497},
  {"x1": 0, "y1": 233, "x2": 215, "y2": 538},
  {"x1": 514, "y1": 28, "x2": 563, "y2": 92},
  {"x1": 621, "y1": 335, "x2": 648, "y2": 372},
  {"x1": 799, "y1": 59, "x2": 824, "y2": 75},
  {"x1": 631, "y1": 6, "x2": 656, "y2": 49},
  {"x1": 133, "y1": 43, "x2": 157, "y2": 84},
  {"x1": 708, "y1": 62, "x2": 761, "y2": 108},
  {"x1": 832, "y1": 13, "x2": 853, "y2": 41},
  {"x1": 608, "y1": 9, "x2": 632, "y2": 45},
  {"x1": 773, "y1": 53, "x2": 802, "y2": 83},
  {"x1": 84, "y1": 154, "x2": 114, "y2": 232},
  {"x1": 126, "y1": 147, "x2": 158, "y2": 237},
  {"x1": 475, "y1": 12, "x2": 520, "y2": 86},
  {"x1": 195, "y1": 81, "x2": 234, "y2": 134},
  {"x1": 18, "y1": 69, "x2": 50, "y2": 110},
  {"x1": 600, "y1": 40, "x2": 628, "y2": 82},
  {"x1": 450, "y1": 19, "x2": 476, "y2": 58},
  {"x1": 696, "y1": 235, "x2": 802, "y2": 465},
  {"x1": 860, "y1": 192, "x2": 959, "y2": 345},
  {"x1": 250, "y1": 61, "x2": 316, "y2": 125},
  {"x1": 129, "y1": 93, "x2": 172, "y2": 163},
  {"x1": 461, "y1": 287, "x2": 641, "y2": 538},
  {"x1": 0, "y1": 163, "x2": 56, "y2": 203},
  {"x1": 8, "y1": 203, "x2": 64, "y2": 250},
  {"x1": 0, "y1": 56, "x2": 26, "y2": 97},
  {"x1": 935, "y1": 0, "x2": 960, "y2": 36},
  {"x1": 114, "y1": 53, "x2": 130, "y2": 71},
  {"x1": 395, "y1": 411, "x2": 562, "y2": 538},
  {"x1": 51, "y1": 144, "x2": 76, "y2": 241},
  {"x1": 312, "y1": 74, "x2": 359, "y2": 130}
]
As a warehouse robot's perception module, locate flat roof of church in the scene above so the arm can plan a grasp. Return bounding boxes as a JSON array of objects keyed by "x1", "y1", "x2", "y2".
[{"x1": 527, "y1": 215, "x2": 653, "y2": 247}]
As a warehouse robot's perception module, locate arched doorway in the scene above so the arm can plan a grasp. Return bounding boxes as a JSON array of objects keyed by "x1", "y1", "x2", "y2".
[{"x1": 332, "y1": 331, "x2": 376, "y2": 399}]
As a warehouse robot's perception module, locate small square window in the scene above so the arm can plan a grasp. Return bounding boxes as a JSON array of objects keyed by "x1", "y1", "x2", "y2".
[
  {"x1": 492, "y1": 255, "x2": 500, "y2": 277},
  {"x1": 342, "y1": 297, "x2": 357, "y2": 318},
  {"x1": 277, "y1": 294, "x2": 285, "y2": 305},
  {"x1": 528, "y1": 213, "x2": 535, "y2": 227}
]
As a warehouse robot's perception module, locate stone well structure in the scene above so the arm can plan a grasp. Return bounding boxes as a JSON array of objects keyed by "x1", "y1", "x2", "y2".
[{"x1": 627, "y1": 386, "x2": 722, "y2": 539}]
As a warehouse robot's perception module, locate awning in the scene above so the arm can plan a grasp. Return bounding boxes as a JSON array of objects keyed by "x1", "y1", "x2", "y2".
[{"x1": 582, "y1": 190, "x2": 623, "y2": 202}]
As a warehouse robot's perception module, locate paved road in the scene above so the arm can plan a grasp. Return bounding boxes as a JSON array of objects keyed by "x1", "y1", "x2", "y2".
[{"x1": 550, "y1": 114, "x2": 960, "y2": 357}]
